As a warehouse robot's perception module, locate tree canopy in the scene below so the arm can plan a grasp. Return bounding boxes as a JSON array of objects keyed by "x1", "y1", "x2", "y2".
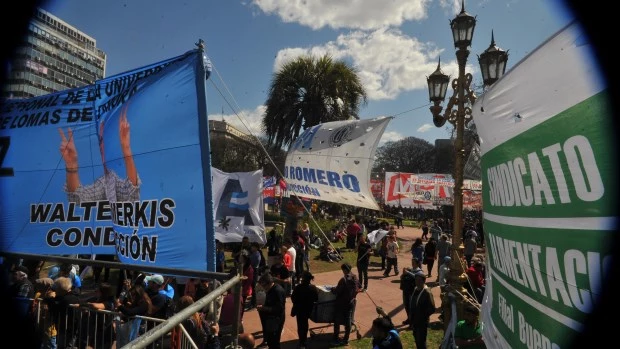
[
  {"x1": 373, "y1": 136, "x2": 436, "y2": 174},
  {"x1": 262, "y1": 55, "x2": 367, "y2": 149}
]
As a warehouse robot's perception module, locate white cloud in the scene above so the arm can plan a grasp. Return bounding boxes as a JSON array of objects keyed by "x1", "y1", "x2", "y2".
[
  {"x1": 417, "y1": 123, "x2": 434, "y2": 132},
  {"x1": 210, "y1": 105, "x2": 266, "y2": 137},
  {"x1": 274, "y1": 28, "x2": 473, "y2": 101},
  {"x1": 438, "y1": 0, "x2": 461, "y2": 15},
  {"x1": 250, "y1": 0, "x2": 431, "y2": 30},
  {"x1": 379, "y1": 130, "x2": 405, "y2": 145}
]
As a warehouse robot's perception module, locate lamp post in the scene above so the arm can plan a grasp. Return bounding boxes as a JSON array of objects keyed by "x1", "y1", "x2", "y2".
[{"x1": 426, "y1": 0, "x2": 508, "y2": 325}]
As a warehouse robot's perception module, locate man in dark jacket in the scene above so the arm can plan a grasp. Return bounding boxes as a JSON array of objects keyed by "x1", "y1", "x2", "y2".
[
  {"x1": 409, "y1": 271, "x2": 436, "y2": 349},
  {"x1": 291, "y1": 271, "x2": 318, "y2": 349},
  {"x1": 400, "y1": 258, "x2": 422, "y2": 327},
  {"x1": 331, "y1": 263, "x2": 361, "y2": 346},
  {"x1": 257, "y1": 273, "x2": 286, "y2": 349}
]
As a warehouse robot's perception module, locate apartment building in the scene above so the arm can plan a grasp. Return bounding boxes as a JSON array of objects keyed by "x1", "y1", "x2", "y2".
[{"x1": 2, "y1": 8, "x2": 106, "y2": 99}]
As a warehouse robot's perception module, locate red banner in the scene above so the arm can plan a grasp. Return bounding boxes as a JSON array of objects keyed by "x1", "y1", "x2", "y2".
[
  {"x1": 370, "y1": 179, "x2": 383, "y2": 201},
  {"x1": 263, "y1": 186, "x2": 275, "y2": 198}
]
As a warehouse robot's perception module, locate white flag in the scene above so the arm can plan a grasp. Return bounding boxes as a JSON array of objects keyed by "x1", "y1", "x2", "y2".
[{"x1": 284, "y1": 117, "x2": 391, "y2": 210}]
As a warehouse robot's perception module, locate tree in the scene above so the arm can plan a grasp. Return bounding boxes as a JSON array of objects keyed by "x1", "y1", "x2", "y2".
[
  {"x1": 210, "y1": 135, "x2": 263, "y2": 172},
  {"x1": 373, "y1": 137, "x2": 436, "y2": 174},
  {"x1": 262, "y1": 55, "x2": 367, "y2": 149}
]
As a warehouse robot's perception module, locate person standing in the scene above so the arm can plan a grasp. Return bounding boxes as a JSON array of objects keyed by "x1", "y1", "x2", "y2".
[
  {"x1": 293, "y1": 231, "x2": 306, "y2": 282},
  {"x1": 301, "y1": 223, "x2": 312, "y2": 272},
  {"x1": 257, "y1": 273, "x2": 286, "y2": 349},
  {"x1": 465, "y1": 261, "x2": 486, "y2": 303},
  {"x1": 356, "y1": 235, "x2": 373, "y2": 291},
  {"x1": 330, "y1": 263, "x2": 361, "y2": 346},
  {"x1": 284, "y1": 239, "x2": 297, "y2": 288},
  {"x1": 216, "y1": 240, "x2": 226, "y2": 273},
  {"x1": 345, "y1": 219, "x2": 361, "y2": 249},
  {"x1": 290, "y1": 271, "x2": 319, "y2": 349},
  {"x1": 43, "y1": 277, "x2": 81, "y2": 349},
  {"x1": 400, "y1": 258, "x2": 422, "y2": 327},
  {"x1": 438, "y1": 256, "x2": 451, "y2": 290},
  {"x1": 396, "y1": 210, "x2": 404, "y2": 229},
  {"x1": 454, "y1": 306, "x2": 486, "y2": 348},
  {"x1": 430, "y1": 221, "x2": 442, "y2": 242},
  {"x1": 464, "y1": 235, "x2": 477, "y2": 268},
  {"x1": 436, "y1": 235, "x2": 452, "y2": 279},
  {"x1": 249, "y1": 242, "x2": 263, "y2": 309},
  {"x1": 410, "y1": 238, "x2": 425, "y2": 266},
  {"x1": 8, "y1": 265, "x2": 34, "y2": 299},
  {"x1": 240, "y1": 253, "x2": 254, "y2": 311},
  {"x1": 265, "y1": 229, "x2": 282, "y2": 267},
  {"x1": 409, "y1": 271, "x2": 436, "y2": 349},
  {"x1": 423, "y1": 237, "x2": 438, "y2": 278},
  {"x1": 383, "y1": 234, "x2": 400, "y2": 277},
  {"x1": 421, "y1": 220, "x2": 429, "y2": 241},
  {"x1": 269, "y1": 256, "x2": 292, "y2": 307}
]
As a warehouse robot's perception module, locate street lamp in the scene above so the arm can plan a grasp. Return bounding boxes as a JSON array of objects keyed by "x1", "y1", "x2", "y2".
[
  {"x1": 478, "y1": 30, "x2": 509, "y2": 87},
  {"x1": 426, "y1": 0, "x2": 508, "y2": 324}
]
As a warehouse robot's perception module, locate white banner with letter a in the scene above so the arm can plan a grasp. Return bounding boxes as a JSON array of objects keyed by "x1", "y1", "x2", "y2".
[
  {"x1": 212, "y1": 168, "x2": 265, "y2": 244},
  {"x1": 284, "y1": 117, "x2": 391, "y2": 210}
]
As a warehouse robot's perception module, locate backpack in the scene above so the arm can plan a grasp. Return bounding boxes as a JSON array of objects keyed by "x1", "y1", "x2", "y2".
[{"x1": 157, "y1": 288, "x2": 176, "y2": 319}]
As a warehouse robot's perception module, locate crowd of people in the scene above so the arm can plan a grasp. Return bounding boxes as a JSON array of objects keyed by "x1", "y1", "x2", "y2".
[{"x1": 4, "y1": 213, "x2": 487, "y2": 349}]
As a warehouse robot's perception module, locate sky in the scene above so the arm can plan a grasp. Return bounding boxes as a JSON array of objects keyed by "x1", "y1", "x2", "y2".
[{"x1": 40, "y1": 0, "x2": 575, "y2": 146}]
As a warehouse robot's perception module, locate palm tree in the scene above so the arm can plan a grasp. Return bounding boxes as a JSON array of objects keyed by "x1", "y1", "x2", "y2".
[{"x1": 262, "y1": 55, "x2": 367, "y2": 149}]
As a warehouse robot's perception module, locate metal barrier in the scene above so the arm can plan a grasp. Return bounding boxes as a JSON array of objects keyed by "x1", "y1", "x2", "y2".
[{"x1": 21, "y1": 274, "x2": 241, "y2": 349}]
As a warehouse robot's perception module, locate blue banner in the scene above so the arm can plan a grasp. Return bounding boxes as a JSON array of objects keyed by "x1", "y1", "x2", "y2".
[{"x1": 0, "y1": 49, "x2": 215, "y2": 271}]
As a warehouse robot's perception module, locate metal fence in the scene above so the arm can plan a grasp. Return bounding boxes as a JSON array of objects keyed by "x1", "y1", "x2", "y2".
[{"x1": 19, "y1": 275, "x2": 241, "y2": 349}]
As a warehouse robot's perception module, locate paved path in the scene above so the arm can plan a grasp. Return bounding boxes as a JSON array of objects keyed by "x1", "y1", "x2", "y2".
[{"x1": 242, "y1": 225, "x2": 444, "y2": 348}]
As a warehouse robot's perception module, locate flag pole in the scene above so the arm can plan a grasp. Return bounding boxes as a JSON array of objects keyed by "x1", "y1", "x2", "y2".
[{"x1": 194, "y1": 39, "x2": 216, "y2": 272}]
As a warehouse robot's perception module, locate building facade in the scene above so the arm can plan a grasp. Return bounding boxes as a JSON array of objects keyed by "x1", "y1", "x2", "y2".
[{"x1": 2, "y1": 8, "x2": 106, "y2": 99}]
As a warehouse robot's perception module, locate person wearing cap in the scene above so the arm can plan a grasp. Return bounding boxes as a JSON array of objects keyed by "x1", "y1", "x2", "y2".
[
  {"x1": 454, "y1": 305, "x2": 486, "y2": 348},
  {"x1": 145, "y1": 274, "x2": 170, "y2": 319},
  {"x1": 400, "y1": 257, "x2": 422, "y2": 327},
  {"x1": 291, "y1": 271, "x2": 318, "y2": 349},
  {"x1": 408, "y1": 271, "x2": 435, "y2": 349},
  {"x1": 9, "y1": 265, "x2": 34, "y2": 299},
  {"x1": 330, "y1": 262, "x2": 362, "y2": 346}
]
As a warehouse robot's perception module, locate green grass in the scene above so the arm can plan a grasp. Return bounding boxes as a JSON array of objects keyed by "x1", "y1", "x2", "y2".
[
  {"x1": 345, "y1": 325, "x2": 444, "y2": 348},
  {"x1": 222, "y1": 237, "x2": 416, "y2": 275}
]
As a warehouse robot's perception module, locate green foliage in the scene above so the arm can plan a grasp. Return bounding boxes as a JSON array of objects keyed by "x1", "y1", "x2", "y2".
[
  {"x1": 264, "y1": 211, "x2": 285, "y2": 223},
  {"x1": 373, "y1": 136, "x2": 436, "y2": 174},
  {"x1": 262, "y1": 55, "x2": 368, "y2": 149},
  {"x1": 299, "y1": 217, "x2": 340, "y2": 238},
  {"x1": 346, "y1": 327, "x2": 444, "y2": 348}
]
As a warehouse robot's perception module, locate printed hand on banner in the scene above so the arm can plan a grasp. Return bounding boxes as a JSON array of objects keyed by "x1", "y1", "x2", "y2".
[
  {"x1": 58, "y1": 127, "x2": 78, "y2": 169},
  {"x1": 119, "y1": 104, "x2": 131, "y2": 156}
]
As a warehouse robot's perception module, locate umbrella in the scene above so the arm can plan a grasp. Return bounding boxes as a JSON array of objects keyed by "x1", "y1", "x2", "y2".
[{"x1": 367, "y1": 229, "x2": 389, "y2": 245}]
